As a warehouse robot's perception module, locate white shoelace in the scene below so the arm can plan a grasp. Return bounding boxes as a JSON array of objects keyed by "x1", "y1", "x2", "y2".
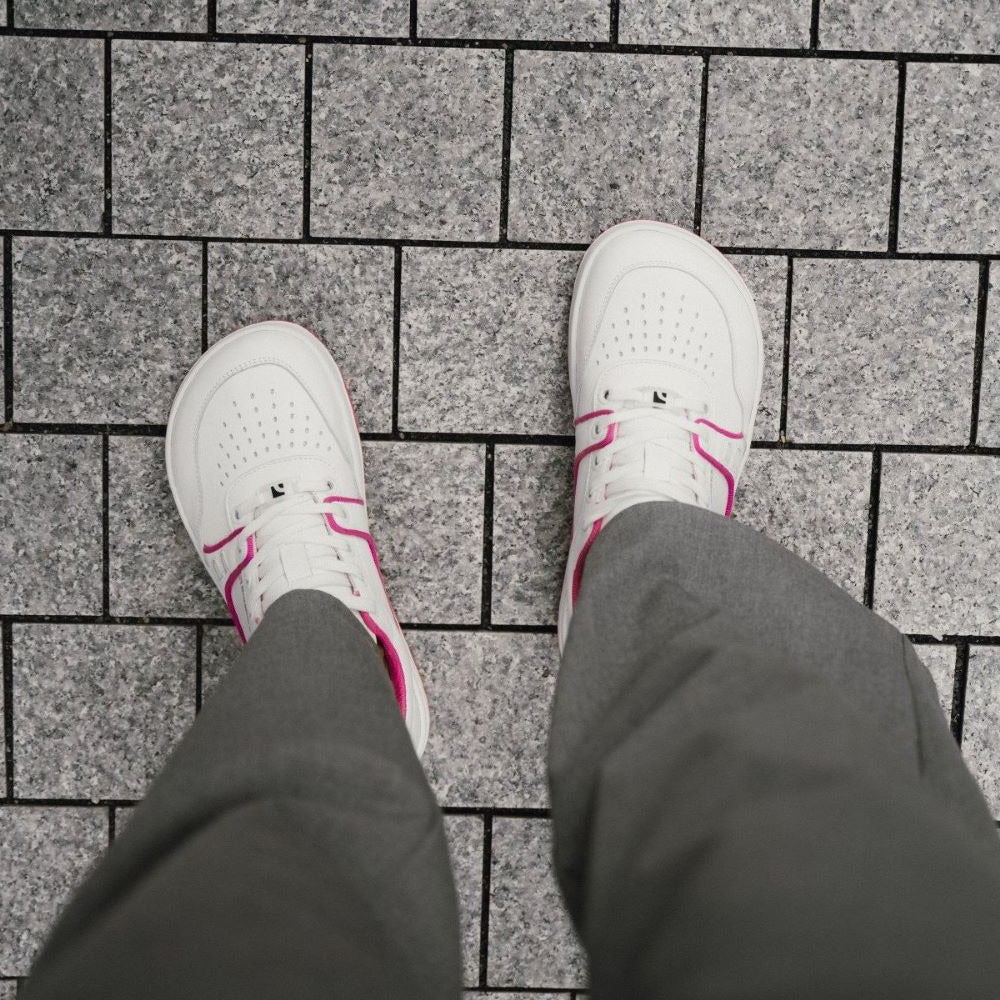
[
  {"x1": 238, "y1": 485, "x2": 372, "y2": 622},
  {"x1": 585, "y1": 385, "x2": 710, "y2": 522}
]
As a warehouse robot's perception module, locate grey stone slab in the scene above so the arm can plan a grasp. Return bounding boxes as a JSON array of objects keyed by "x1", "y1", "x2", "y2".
[
  {"x1": 443, "y1": 813, "x2": 485, "y2": 987},
  {"x1": 875, "y1": 455, "x2": 1000, "y2": 636},
  {"x1": 620, "y1": 0, "x2": 811, "y2": 45},
  {"x1": 13, "y1": 625, "x2": 194, "y2": 799},
  {"x1": 364, "y1": 442, "x2": 485, "y2": 624},
  {"x1": 702, "y1": 58, "x2": 897, "y2": 250},
  {"x1": 0, "y1": 37, "x2": 104, "y2": 231},
  {"x1": 0, "y1": 806, "x2": 107, "y2": 975},
  {"x1": 472, "y1": 995, "x2": 568, "y2": 999},
  {"x1": 724, "y1": 254, "x2": 787, "y2": 440},
  {"x1": 734, "y1": 448, "x2": 871, "y2": 600},
  {"x1": 899, "y1": 64, "x2": 1000, "y2": 254},
  {"x1": 0, "y1": 435, "x2": 102, "y2": 615},
  {"x1": 208, "y1": 243, "x2": 394, "y2": 433},
  {"x1": 822, "y1": 0, "x2": 1000, "y2": 54},
  {"x1": 15, "y1": 0, "x2": 205, "y2": 29},
  {"x1": 492, "y1": 446, "x2": 572, "y2": 627},
  {"x1": 13, "y1": 238, "x2": 202, "y2": 424},
  {"x1": 489, "y1": 818, "x2": 587, "y2": 989},
  {"x1": 420, "y1": 0, "x2": 607, "y2": 40},
  {"x1": 1, "y1": 265, "x2": 6, "y2": 418},
  {"x1": 979, "y1": 269, "x2": 1000, "y2": 445},
  {"x1": 0, "y1": 981, "x2": 15, "y2": 999},
  {"x1": 113, "y1": 41, "x2": 304, "y2": 238},
  {"x1": 912, "y1": 643, "x2": 956, "y2": 721},
  {"x1": 787, "y1": 259, "x2": 979, "y2": 444},
  {"x1": 200, "y1": 624, "x2": 242, "y2": 701},
  {"x1": 217, "y1": 0, "x2": 408, "y2": 34},
  {"x1": 108, "y1": 436, "x2": 222, "y2": 618},
  {"x1": 962, "y1": 647, "x2": 1000, "y2": 818},
  {"x1": 408, "y1": 632, "x2": 556, "y2": 807},
  {"x1": 399, "y1": 248, "x2": 577, "y2": 434},
  {"x1": 311, "y1": 46, "x2": 503, "y2": 240},
  {"x1": 509, "y1": 52, "x2": 702, "y2": 243}
]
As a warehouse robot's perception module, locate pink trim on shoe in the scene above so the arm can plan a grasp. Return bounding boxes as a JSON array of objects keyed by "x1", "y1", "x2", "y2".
[
  {"x1": 359, "y1": 611, "x2": 408, "y2": 715},
  {"x1": 692, "y1": 434, "x2": 737, "y2": 517},
  {"x1": 323, "y1": 510, "x2": 383, "y2": 574},
  {"x1": 574, "y1": 408, "x2": 614, "y2": 426},
  {"x1": 203, "y1": 525, "x2": 245, "y2": 554},
  {"x1": 573, "y1": 423, "x2": 617, "y2": 485},
  {"x1": 324, "y1": 495, "x2": 365, "y2": 506},
  {"x1": 695, "y1": 417, "x2": 744, "y2": 440},
  {"x1": 225, "y1": 535, "x2": 255, "y2": 643},
  {"x1": 571, "y1": 518, "x2": 603, "y2": 607}
]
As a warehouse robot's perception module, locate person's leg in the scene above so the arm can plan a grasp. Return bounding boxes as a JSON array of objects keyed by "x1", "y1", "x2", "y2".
[
  {"x1": 25, "y1": 588, "x2": 462, "y2": 1000},
  {"x1": 550, "y1": 501, "x2": 1000, "y2": 1000}
]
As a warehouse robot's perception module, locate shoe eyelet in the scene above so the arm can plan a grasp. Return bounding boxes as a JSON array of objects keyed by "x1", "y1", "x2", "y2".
[{"x1": 592, "y1": 422, "x2": 601, "y2": 437}]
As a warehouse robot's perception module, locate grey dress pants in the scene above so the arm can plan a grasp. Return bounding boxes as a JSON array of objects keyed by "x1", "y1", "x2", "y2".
[{"x1": 23, "y1": 502, "x2": 1000, "y2": 999}]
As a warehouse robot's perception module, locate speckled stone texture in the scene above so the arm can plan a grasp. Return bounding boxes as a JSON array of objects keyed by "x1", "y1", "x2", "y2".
[
  {"x1": 108, "y1": 436, "x2": 222, "y2": 618},
  {"x1": 913, "y1": 643, "x2": 956, "y2": 720},
  {"x1": 1, "y1": 266, "x2": 6, "y2": 417},
  {"x1": 875, "y1": 455, "x2": 1000, "y2": 636},
  {"x1": 0, "y1": 807, "x2": 107, "y2": 975},
  {"x1": 702, "y1": 58, "x2": 897, "y2": 250},
  {"x1": 200, "y1": 624, "x2": 242, "y2": 701},
  {"x1": 734, "y1": 448, "x2": 871, "y2": 600},
  {"x1": 13, "y1": 238, "x2": 202, "y2": 424},
  {"x1": 420, "y1": 0, "x2": 607, "y2": 39},
  {"x1": 787, "y1": 259, "x2": 979, "y2": 444},
  {"x1": 822, "y1": 0, "x2": 1000, "y2": 53},
  {"x1": 208, "y1": 243, "x2": 394, "y2": 432},
  {"x1": 364, "y1": 442, "x2": 485, "y2": 623},
  {"x1": 899, "y1": 64, "x2": 1000, "y2": 254},
  {"x1": 12, "y1": 625, "x2": 194, "y2": 799},
  {"x1": 112, "y1": 42, "x2": 304, "y2": 238},
  {"x1": 217, "y1": 0, "x2": 409, "y2": 33},
  {"x1": 978, "y1": 269, "x2": 1000, "y2": 445},
  {"x1": 409, "y1": 631, "x2": 556, "y2": 807},
  {"x1": 962, "y1": 647, "x2": 1000, "y2": 818},
  {"x1": 509, "y1": 52, "x2": 701, "y2": 243},
  {"x1": 15, "y1": 0, "x2": 206, "y2": 29},
  {"x1": 0, "y1": 37, "x2": 104, "y2": 231},
  {"x1": 311, "y1": 46, "x2": 503, "y2": 240},
  {"x1": 725, "y1": 254, "x2": 787, "y2": 440},
  {"x1": 492, "y1": 446, "x2": 572, "y2": 626},
  {"x1": 399, "y1": 249, "x2": 577, "y2": 434},
  {"x1": 443, "y1": 813, "x2": 485, "y2": 987},
  {"x1": 489, "y1": 819, "x2": 586, "y2": 989},
  {"x1": 1, "y1": 435, "x2": 102, "y2": 615},
  {"x1": 620, "y1": 0, "x2": 811, "y2": 45},
  {"x1": 0, "y1": 980, "x2": 16, "y2": 998}
]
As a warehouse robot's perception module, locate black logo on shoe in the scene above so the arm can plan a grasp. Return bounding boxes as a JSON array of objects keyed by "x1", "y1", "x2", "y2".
[
  {"x1": 652, "y1": 391, "x2": 669, "y2": 405},
  {"x1": 270, "y1": 483, "x2": 285, "y2": 498}
]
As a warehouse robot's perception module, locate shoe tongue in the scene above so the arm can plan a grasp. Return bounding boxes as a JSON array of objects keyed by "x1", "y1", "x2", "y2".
[{"x1": 225, "y1": 457, "x2": 331, "y2": 520}]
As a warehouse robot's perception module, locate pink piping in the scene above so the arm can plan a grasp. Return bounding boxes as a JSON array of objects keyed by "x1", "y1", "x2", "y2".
[
  {"x1": 695, "y1": 417, "x2": 744, "y2": 440},
  {"x1": 324, "y1": 495, "x2": 365, "y2": 506},
  {"x1": 692, "y1": 435, "x2": 736, "y2": 517},
  {"x1": 203, "y1": 525, "x2": 244, "y2": 554},
  {"x1": 360, "y1": 611, "x2": 407, "y2": 715},
  {"x1": 323, "y1": 511, "x2": 384, "y2": 575},
  {"x1": 574, "y1": 407, "x2": 614, "y2": 426},
  {"x1": 571, "y1": 518, "x2": 603, "y2": 606},
  {"x1": 225, "y1": 535, "x2": 255, "y2": 643},
  {"x1": 573, "y1": 423, "x2": 617, "y2": 485}
]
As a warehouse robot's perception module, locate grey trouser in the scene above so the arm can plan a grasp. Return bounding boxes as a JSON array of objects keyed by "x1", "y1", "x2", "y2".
[{"x1": 24, "y1": 503, "x2": 1000, "y2": 999}]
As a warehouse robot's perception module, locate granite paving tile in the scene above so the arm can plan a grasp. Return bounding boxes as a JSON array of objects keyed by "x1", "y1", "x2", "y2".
[
  {"x1": 311, "y1": 46, "x2": 503, "y2": 240},
  {"x1": 822, "y1": 0, "x2": 1000, "y2": 54},
  {"x1": 399, "y1": 249, "x2": 577, "y2": 434},
  {"x1": 1, "y1": 264, "x2": 6, "y2": 418},
  {"x1": 492, "y1": 445, "x2": 572, "y2": 627},
  {"x1": 472, "y1": 995, "x2": 568, "y2": 999},
  {"x1": 15, "y1": 0, "x2": 205, "y2": 30},
  {"x1": 0, "y1": 37, "x2": 104, "y2": 231},
  {"x1": 508, "y1": 52, "x2": 702, "y2": 243},
  {"x1": 734, "y1": 448, "x2": 871, "y2": 600},
  {"x1": 13, "y1": 238, "x2": 202, "y2": 424},
  {"x1": 216, "y1": 0, "x2": 409, "y2": 34},
  {"x1": 619, "y1": 0, "x2": 811, "y2": 46},
  {"x1": 13, "y1": 625, "x2": 194, "y2": 799},
  {"x1": 874, "y1": 455, "x2": 1000, "y2": 636},
  {"x1": 409, "y1": 631, "x2": 556, "y2": 807},
  {"x1": 961, "y1": 647, "x2": 1000, "y2": 818},
  {"x1": 899, "y1": 64, "x2": 1000, "y2": 254},
  {"x1": 364, "y1": 442, "x2": 485, "y2": 624},
  {"x1": 787, "y1": 259, "x2": 979, "y2": 444},
  {"x1": 0, "y1": 980, "x2": 15, "y2": 998},
  {"x1": 0, "y1": 434, "x2": 102, "y2": 616},
  {"x1": 108, "y1": 436, "x2": 222, "y2": 618},
  {"x1": 0, "y1": 807, "x2": 107, "y2": 975},
  {"x1": 200, "y1": 625, "x2": 242, "y2": 701},
  {"x1": 419, "y1": 0, "x2": 607, "y2": 40},
  {"x1": 978, "y1": 268, "x2": 1000, "y2": 445},
  {"x1": 702, "y1": 58, "x2": 897, "y2": 250},
  {"x1": 112, "y1": 41, "x2": 304, "y2": 238},
  {"x1": 912, "y1": 643, "x2": 957, "y2": 720},
  {"x1": 444, "y1": 813, "x2": 485, "y2": 987},
  {"x1": 489, "y1": 818, "x2": 586, "y2": 989},
  {"x1": 208, "y1": 243, "x2": 394, "y2": 432}
]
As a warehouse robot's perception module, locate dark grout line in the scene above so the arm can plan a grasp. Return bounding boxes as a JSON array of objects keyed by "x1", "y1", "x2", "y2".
[
  {"x1": 809, "y1": 0, "x2": 821, "y2": 49},
  {"x1": 969, "y1": 260, "x2": 991, "y2": 445},
  {"x1": 442, "y1": 805, "x2": 551, "y2": 818},
  {"x1": 497, "y1": 47, "x2": 515, "y2": 242},
  {"x1": 3, "y1": 235, "x2": 12, "y2": 424},
  {"x1": 409, "y1": 0, "x2": 417, "y2": 41},
  {"x1": 1, "y1": 613, "x2": 232, "y2": 627},
  {"x1": 403, "y1": 621, "x2": 557, "y2": 634},
  {"x1": 691, "y1": 55, "x2": 710, "y2": 235},
  {"x1": 609, "y1": 0, "x2": 619, "y2": 44},
  {"x1": 194, "y1": 623, "x2": 203, "y2": 714},
  {"x1": 861, "y1": 449, "x2": 882, "y2": 609},
  {"x1": 101, "y1": 434, "x2": 110, "y2": 616},
  {"x1": 107, "y1": 805, "x2": 116, "y2": 844},
  {"x1": 778, "y1": 256, "x2": 793, "y2": 440},
  {"x1": 103, "y1": 38, "x2": 113, "y2": 235},
  {"x1": 391, "y1": 246, "x2": 402, "y2": 434},
  {"x1": 2, "y1": 620, "x2": 13, "y2": 799},
  {"x1": 200, "y1": 240, "x2": 209, "y2": 352},
  {"x1": 951, "y1": 643, "x2": 970, "y2": 743},
  {"x1": 886, "y1": 60, "x2": 907, "y2": 252},
  {"x1": 0, "y1": 795, "x2": 140, "y2": 807},
  {"x1": 480, "y1": 444, "x2": 495, "y2": 627},
  {"x1": 478, "y1": 812, "x2": 493, "y2": 988},
  {"x1": 5, "y1": 0, "x2": 12, "y2": 29},
  {"x1": 302, "y1": 42, "x2": 313, "y2": 239},
  {"x1": 206, "y1": 0, "x2": 216, "y2": 34}
]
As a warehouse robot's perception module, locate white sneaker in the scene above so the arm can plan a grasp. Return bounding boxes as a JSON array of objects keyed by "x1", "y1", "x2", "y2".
[
  {"x1": 165, "y1": 320, "x2": 430, "y2": 756},
  {"x1": 557, "y1": 221, "x2": 764, "y2": 652}
]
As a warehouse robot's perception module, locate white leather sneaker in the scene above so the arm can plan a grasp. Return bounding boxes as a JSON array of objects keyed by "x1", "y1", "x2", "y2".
[
  {"x1": 166, "y1": 320, "x2": 430, "y2": 756},
  {"x1": 558, "y1": 221, "x2": 764, "y2": 652}
]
